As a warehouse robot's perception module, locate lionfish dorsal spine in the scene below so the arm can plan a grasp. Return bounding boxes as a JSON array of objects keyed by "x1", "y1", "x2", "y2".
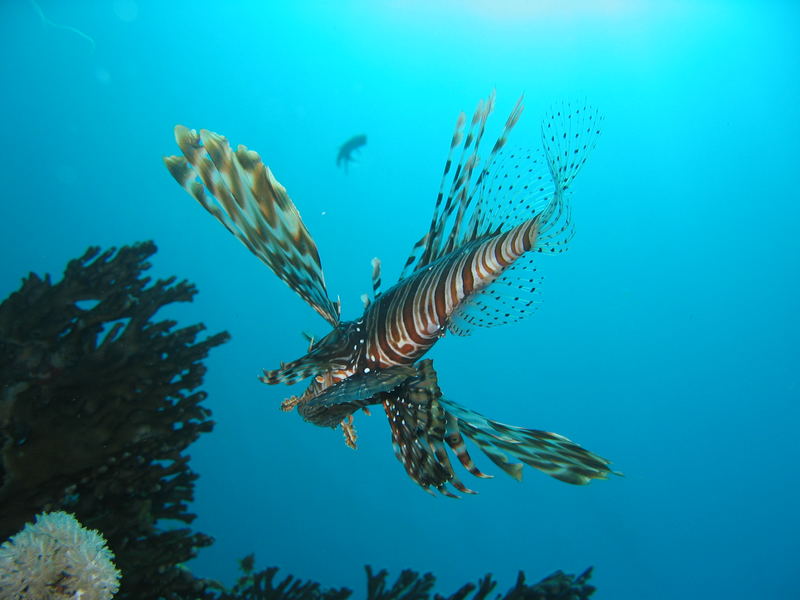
[
  {"x1": 399, "y1": 92, "x2": 532, "y2": 279},
  {"x1": 370, "y1": 257, "x2": 382, "y2": 297}
]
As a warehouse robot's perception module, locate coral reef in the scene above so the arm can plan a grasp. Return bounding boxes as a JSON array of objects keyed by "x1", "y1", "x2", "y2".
[
  {"x1": 0, "y1": 242, "x2": 229, "y2": 600},
  {"x1": 0, "y1": 511, "x2": 120, "y2": 600},
  {"x1": 212, "y1": 556, "x2": 595, "y2": 600}
]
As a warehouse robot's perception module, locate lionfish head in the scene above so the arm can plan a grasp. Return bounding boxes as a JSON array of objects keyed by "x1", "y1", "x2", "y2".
[{"x1": 259, "y1": 319, "x2": 365, "y2": 397}]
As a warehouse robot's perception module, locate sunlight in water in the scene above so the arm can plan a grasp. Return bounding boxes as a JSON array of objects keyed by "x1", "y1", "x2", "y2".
[
  {"x1": 391, "y1": 0, "x2": 640, "y2": 22},
  {"x1": 463, "y1": 0, "x2": 633, "y2": 19}
]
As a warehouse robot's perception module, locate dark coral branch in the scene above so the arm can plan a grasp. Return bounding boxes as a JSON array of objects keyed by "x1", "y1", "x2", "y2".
[
  {"x1": 0, "y1": 241, "x2": 229, "y2": 600},
  {"x1": 215, "y1": 558, "x2": 595, "y2": 600},
  {"x1": 220, "y1": 566, "x2": 349, "y2": 600},
  {"x1": 366, "y1": 566, "x2": 436, "y2": 600}
]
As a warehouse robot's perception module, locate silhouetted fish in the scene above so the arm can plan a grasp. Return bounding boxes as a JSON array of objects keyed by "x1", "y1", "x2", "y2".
[
  {"x1": 164, "y1": 93, "x2": 617, "y2": 496},
  {"x1": 336, "y1": 134, "x2": 366, "y2": 173}
]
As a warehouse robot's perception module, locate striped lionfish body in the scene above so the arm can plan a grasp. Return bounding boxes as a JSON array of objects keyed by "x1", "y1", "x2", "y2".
[{"x1": 164, "y1": 93, "x2": 618, "y2": 495}]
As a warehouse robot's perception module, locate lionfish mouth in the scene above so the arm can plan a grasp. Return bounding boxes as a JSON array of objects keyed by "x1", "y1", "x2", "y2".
[{"x1": 279, "y1": 368, "x2": 355, "y2": 412}]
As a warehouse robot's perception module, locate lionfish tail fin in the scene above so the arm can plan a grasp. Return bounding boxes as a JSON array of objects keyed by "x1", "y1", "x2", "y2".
[
  {"x1": 164, "y1": 125, "x2": 340, "y2": 326},
  {"x1": 541, "y1": 103, "x2": 602, "y2": 194},
  {"x1": 438, "y1": 397, "x2": 616, "y2": 485},
  {"x1": 535, "y1": 104, "x2": 601, "y2": 251}
]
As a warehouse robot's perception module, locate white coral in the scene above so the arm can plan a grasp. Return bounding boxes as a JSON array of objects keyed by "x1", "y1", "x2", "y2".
[{"x1": 0, "y1": 511, "x2": 121, "y2": 600}]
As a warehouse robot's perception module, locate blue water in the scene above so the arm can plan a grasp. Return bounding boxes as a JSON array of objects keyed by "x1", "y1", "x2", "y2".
[{"x1": 2, "y1": 1, "x2": 798, "y2": 598}]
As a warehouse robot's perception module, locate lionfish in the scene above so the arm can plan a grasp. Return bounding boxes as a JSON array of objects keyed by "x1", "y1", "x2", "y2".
[{"x1": 163, "y1": 93, "x2": 616, "y2": 496}]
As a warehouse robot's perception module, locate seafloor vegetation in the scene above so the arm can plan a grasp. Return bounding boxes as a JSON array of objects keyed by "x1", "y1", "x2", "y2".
[{"x1": 0, "y1": 242, "x2": 596, "y2": 600}]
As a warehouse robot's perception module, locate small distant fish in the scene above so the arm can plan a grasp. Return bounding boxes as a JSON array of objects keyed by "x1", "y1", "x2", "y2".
[
  {"x1": 164, "y1": 93, "x2": 616, "y2": 497},
  {"x1": 336, "y1": 134, "x2": 367, "y2": 173}
]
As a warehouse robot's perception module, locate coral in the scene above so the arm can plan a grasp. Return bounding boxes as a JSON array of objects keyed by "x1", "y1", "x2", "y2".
[
  {"x1": 212, "y1": 557, "x2": 595, "y2": 600},
  {"x1": 0, "y1": 511, "x2": 120, "y2": 600},
  {"x1": 214, "y1": 560, "x2": 349, "y2": 600},
  {"x1": 0, "y1": 242, "x2": 229, "y2": 600}
]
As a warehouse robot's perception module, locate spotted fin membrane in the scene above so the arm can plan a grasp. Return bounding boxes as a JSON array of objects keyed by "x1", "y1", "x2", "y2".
[{"x1": 448, "y1": 254, "x2": 545, "y2": 336}]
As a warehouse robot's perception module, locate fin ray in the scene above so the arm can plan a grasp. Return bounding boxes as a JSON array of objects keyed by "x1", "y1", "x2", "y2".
[
  {"x1": 400, "y1": 99, "x2": 601, "y2": 288},
  {"x1": 439, "y1": 396, "x2": 615, "y2": 485},
  {"x1": 164, "y1": 126, "x2": 340, "y2": 325}
]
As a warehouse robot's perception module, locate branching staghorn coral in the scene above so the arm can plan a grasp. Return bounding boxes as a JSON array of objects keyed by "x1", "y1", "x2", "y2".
[{"x1": 0, "y1": 242, "x2": 229, "y2": 600}]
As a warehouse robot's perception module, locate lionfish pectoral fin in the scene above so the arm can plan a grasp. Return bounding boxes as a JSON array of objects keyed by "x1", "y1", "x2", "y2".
[
  {"x1": 438, "y1": 396, "x2": 617, "y2": 485},
  {"x1": 164, "y1": 125, "x2": 340, "y2": 326},
  {"x1": 382, "y1": 360, "x2": 476, "y2": 497},
  {"x1": 383, "y1": 364, "x2": 615, "y2": 490}
]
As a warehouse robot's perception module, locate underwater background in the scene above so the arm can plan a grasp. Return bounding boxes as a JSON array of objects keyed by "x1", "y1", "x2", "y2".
[{"x1": 1, "y1": 1, "x2": 798, "y2": 598}]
